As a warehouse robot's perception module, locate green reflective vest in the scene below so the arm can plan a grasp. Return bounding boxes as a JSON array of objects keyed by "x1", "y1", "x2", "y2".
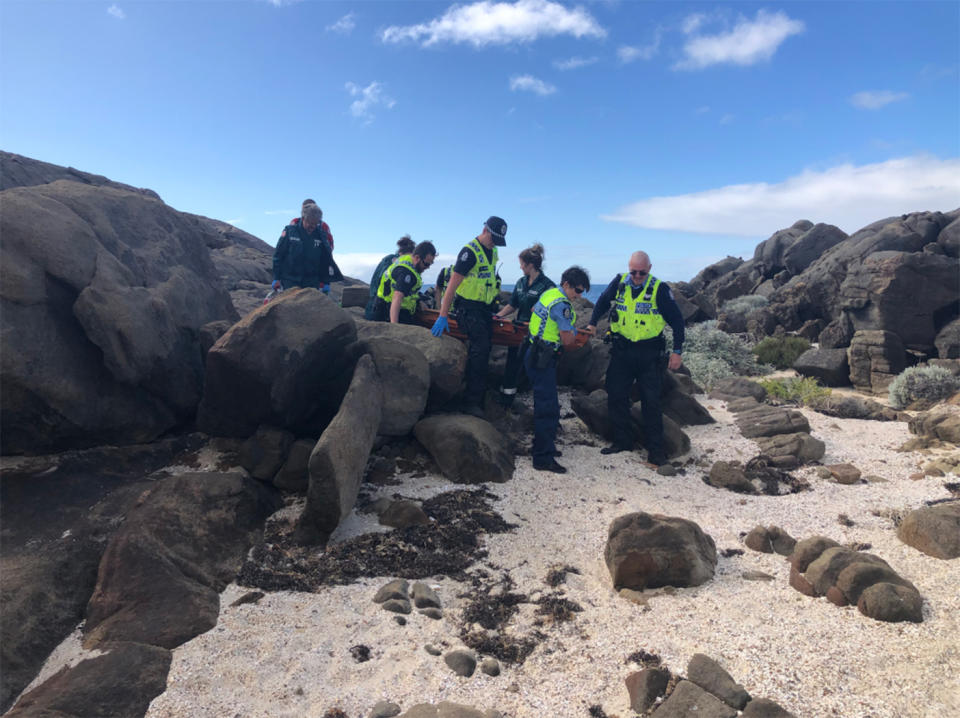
[
  {"x1": 609, "y1": 273, "x2": 665, "y2": 341},
  {"x1": 528, "y1": 287, "x2": 575, "y2": 346},
  {"x1": 376, "y1": 255, "x2": 421, "y2": 313},
  {"x1": 455, "y1": 239, "x2": 499, "y2": 304}
]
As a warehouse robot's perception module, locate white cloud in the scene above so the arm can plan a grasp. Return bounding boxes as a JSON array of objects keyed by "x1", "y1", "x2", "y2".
[
  {"x1": 266, "y1": 0, "x2": 302, "y2": 6},
  {"x1": 381, "y1": 0, "x2": 605, "y2": 47},
  {"x1": 617, "y1": 31, "x2": 660, "y2": 64},
  {"x1": 675, "y1": 9, "x2": 804, "y2": 70},
  {"x1": 107, "y1": 4, "x2": 125, "y2": 19},
  {"x1": 509, "y1": 74, "x2": 556, "y2": 96},
  {"x1": 327, "y1": 12, "x2": 356, "y2": 34},
  {"x1": 346, "y1": 81, "x2": 396, "y2": 123},
  {"x1": 849, "y1": 90, "x2": 909, "y2": 110},
  {"x1": 553, "y1": 55, "x2": 598, "y2": 71},
  {"x1": 602, "y1": 155, "x2": 960, "y2": 237}
]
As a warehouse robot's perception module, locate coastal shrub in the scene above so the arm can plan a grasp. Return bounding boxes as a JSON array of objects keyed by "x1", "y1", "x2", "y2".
[
  {"x1": 677, "y1": 321, "x2": 772, "y2": 390},
  {"x1": 752, "y1": 336, "x2": 811, "y2": 370},
  {"x1": 720, "y1": 294, "x2": 768, "y2": 320},
  {"x1": 888, "y1": 365, "x2": 960, "y2": 409},
  {"x1": 759, "y1": 376, "x2": 831, "y2": 406}
]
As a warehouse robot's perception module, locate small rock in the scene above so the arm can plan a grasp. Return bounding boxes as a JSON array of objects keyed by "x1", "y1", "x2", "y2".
[
  {"x1": 618, "y1": 588, "x2": 650, "y2": 607},
  {"x1": 625, "y1": 667, "x2": 670, "y2": 713},
  {"x1": 394, "y1": 616, "x2": 407, "y2": 626},
  {"x1": 350, "y1": 644, "x2": 371, "y2": 663},
  {"x1": 382, "y1": 599, "x2": 412, "y2": 615},
  {"x1": 425, "y1": 644, "x2": 442, "y2": 656},
  {"x1": 654, "y1": 679, "x2": 737, "y2": 718},
  {"x1": 230, "y1": 591, "x2": 264, "y2": 607},
  {"x1": 480, "y1": 657, "x2": 501, "y2": 676},
  {"x1": 657, "y1": 464, "x2": 677, "y2": 476},
  {"x1": 741, "y1": 571, "x2": 775, "y2": 581},
  {"x1": 380, "y1": 500, "x2": 430, "y2": 529},
  {"x1": 419, "y1": 608, "x2": 443, "y2": 620},
  {"x1": 369, "y1": 701, "x2": 402, "y2": 718},
  {"x1": 411, "y1": 582, "x2": 442, "y2": 609},
  {"x1": 815, "y1": 467, "x2": 833, "y2": 480},
  {"x1": 858, "y1": 582, "x2": 924, "y2": 623},
  {"x1": 374, "y1": 579, "x2": 409, "y2": 604},
  {"x1": 863, "y1": 474, "x2": 888, "y2": 483},
  {"x1": 444, "y1": 649, "x2": 477, "y2": 677},
  {"x1": 825, "y1": 463, "x2": 862, "y2": 485},
  {"x1": 741, "y1": 697, "x2": 797, "y2": 717},
  {"x1": 687, "y1": 653, "x2": 750, "y2": 710}
]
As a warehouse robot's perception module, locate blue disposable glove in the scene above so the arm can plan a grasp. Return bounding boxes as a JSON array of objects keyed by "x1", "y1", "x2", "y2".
[
  {"x1": 431, "y1": 315, "x2": 449, "y2": 337},
  {"x1": 271, "y1": 280, "x2": 281, "y2": 291},
  {"x1": 321, "y1": 284, "x2": 331, "y2": 294}
]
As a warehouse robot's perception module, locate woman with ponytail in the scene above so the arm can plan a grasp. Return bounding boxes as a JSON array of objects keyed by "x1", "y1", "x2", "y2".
[{"x1": 494, "y1": 243, "x2": 555, "y2": 407}]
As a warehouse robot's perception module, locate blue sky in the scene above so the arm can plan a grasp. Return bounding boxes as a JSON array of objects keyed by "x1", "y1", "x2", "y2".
[{"x1": 2, "y1": 1, "x2": 958, "y2": 285}]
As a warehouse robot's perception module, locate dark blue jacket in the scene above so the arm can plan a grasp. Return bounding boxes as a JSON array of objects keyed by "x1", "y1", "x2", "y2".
[{"x1": 272, "y1": 222, "x2": 343, "y2": 289}]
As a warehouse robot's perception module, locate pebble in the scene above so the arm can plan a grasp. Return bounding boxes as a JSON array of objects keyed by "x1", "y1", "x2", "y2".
[
  {"x1": 411, "y1": 582, "x2": 442, "y2": 609},
  {"x1": 382, "y1": 599, "x2": 411, "y2": 615},
  {"x1": 418, "y1": 608, "x2": 443, "y2": 620},
  {"x1": 374, "y1": 580, "x2": 409, "y2": 604},
  {"x1": 368, "y1": 700, "x2": 401, "y2": 718},
  {"x1": 443, "y1": 649, "x2": 477, "y2": 677},
  {"x1": 480, "y1": 657, "x2": 501, "y2": 677},
  {"x1": 424, "y1": 644, "x2": 442, "y2": 656}
]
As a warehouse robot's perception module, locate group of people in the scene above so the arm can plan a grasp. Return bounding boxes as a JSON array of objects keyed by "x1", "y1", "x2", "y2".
[{"x1": 272, "y1": 204, "x2": 686, "y2": 473}]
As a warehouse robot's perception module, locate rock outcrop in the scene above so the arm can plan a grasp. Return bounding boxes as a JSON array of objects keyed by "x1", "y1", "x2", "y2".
[
  {"x1": 897, "y1": 503, "x2": 960, "y2": 559},
  {"x1": 413, "y1": 415, "x2": 514, "y2": 484}
]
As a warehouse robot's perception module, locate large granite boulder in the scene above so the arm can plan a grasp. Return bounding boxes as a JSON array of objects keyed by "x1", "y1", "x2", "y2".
[
  {"x1": 6, "y1": 641, "x2": 171, "y2": 718},
  {"x1": 1, "y1": 180, "x2": 237, "y2": 454},
  {"x1": 939, "y1": 216, "x2": 960, "y2": 257},
  {"x1": 792, "y1": 347, "x2": 850, "y2": 386},
  {"x1": 753, "y1": 220, "x2": 814, "y2": 276},
  {"x1": 782, "y1": 223, "x2": 848, "y2": 275},
  {"x1": 847, "y1": 330, "x2": 907, "y2": 393},
  {"x1": 807, "y1": 394, "x2": 900, "y2": 421},
  {"x1": 83, "y1": 472, "x2": 279, "y2": 649},
  {"x1": 897, "y1": 504, "x2": 960, "y2": 559},
  {"x1": 356, "y1": 320, "x2": 466, "y2": 406},
  {"x1": 198, "y1": 288, "x2": 358, "y2": 437},
  {"x1": 413, "y1": 415, "x2": 514, "y2": 484},
  {"x1": 838, "y1": 251, "x2": 959, "y2": 353},
  {"x1": 571, "y1": 390, "x2": 690, "y2": 459},
  {"x1": 935, "y1": 318, "x2": 960, "y2": 359},
  {"x1": 361, "y1": 337, "x2": 430, "y2": 436},
  {"x1": 605, "y1": 512, "x2": 717, "y2": 590},
  {"x1": 300, "y1": 355, "x2": 382, "y2": 541},
  {"x1": 0, "y1": 150, "x2": 160, "y2": 197},
  {"x1": 908, "y1": 404, "x2": 960, "y2": 444},
  {"x1": 734, "y1": 406, "x2": 810, "y2": 438}
]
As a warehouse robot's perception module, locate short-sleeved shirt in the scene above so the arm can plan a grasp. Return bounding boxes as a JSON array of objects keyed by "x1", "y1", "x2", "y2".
[
  {"x1": 453, "y1": 242, "x2": 494, "y2": 276},
  {"x1": 550, "y1": 299, "x2": 576, "y2": 334}
]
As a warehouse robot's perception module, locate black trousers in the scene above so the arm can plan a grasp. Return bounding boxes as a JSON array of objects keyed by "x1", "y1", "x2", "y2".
[
  {"x1": 457, "y1": 301, "x2": 493, "y2": 407},
  {"x1": 501, "y1": 341, "x2": 530, "y2": 395},
  {"x1": 605, "y1": 335, "x2": 665, "y2": 456},
  {"x1": 371, "y1": 298, "x2": 414, "y2": 324}
]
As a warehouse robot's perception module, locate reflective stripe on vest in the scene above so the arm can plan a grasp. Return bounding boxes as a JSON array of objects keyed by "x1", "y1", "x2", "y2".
[
  {"x1": 455, "y1": 239, "x2": 499, "y2": 304},
  {"x1": 609, "y1": 273, "x2": 665, "y2": 341},
  {"x1": 376, "y1": 255, "x2": 422, "y2": 313},
  {"x1": 528, "y1": 287, "x2": 575, "y2": 346}
]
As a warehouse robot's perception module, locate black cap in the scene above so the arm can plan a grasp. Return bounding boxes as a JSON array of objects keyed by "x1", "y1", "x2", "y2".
[{"x1": 484, "y1": 216, "x2": 507, "y2": 246}]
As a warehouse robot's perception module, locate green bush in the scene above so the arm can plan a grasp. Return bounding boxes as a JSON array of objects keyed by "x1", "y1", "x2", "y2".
[
  {"x1": 888, "y1": 365, "x2": 960, "y2": 409},
  {"x1": 720, "y1": 294, "x2": 768, "y2": 318},
  {"x1": 675, "y1": 321, "x2": 773, "y2": 390},
  {"x1": 752, "y1": 336, "x2": 811, "y2": 370},
  {"x1": 759, "y1": 376, "x2": 831, "y2": 406}
]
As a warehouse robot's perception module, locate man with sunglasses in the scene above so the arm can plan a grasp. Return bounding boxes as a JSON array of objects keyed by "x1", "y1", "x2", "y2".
[
  {"x1": 525, "y1": 266, "x2": 591, "y2": 473},
  {"x1": 586, "y1": 251, "x2": 685, "y2": 466},
  {"x1": 373, "y1": 240, "x2": 437, "y2": 324}
]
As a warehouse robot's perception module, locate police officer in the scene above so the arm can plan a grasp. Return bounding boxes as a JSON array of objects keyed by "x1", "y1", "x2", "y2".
[
  {"x1": 586, "y1": 251, "x2": 685, "y2": 466},
  {"x1": 431, "y1": 216, "x2": 507, "y2": 418},
  {"x1": 525, "y1": 266, "x2": 590, "y2": 473},
  {"x1": 366, "y1": 235, "x2": 416, "y2": 319},
  {"x1": 373, "y1": 241, "x2": 437, "y2": 324},
  {"x1": 494, "y1": 243, "x2": 555, "y2": 407},
  {"x1": 272, "y1": 203, "x2": 343, "y2": 292}
]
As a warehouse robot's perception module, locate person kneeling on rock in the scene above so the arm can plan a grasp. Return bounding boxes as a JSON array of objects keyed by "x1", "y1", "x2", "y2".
[{"x1": 525, "y1": 265, "x2": 591, "y2": 474}]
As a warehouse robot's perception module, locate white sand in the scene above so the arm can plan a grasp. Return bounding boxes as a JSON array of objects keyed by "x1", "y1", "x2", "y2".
[{"x1": 135, "y1": 393, "x2": 958, "y2": 717}]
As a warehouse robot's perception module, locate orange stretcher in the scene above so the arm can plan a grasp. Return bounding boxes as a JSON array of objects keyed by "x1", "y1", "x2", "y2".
[{"x1": 413, "y1": 308, "x2": 590, "y2": 349}]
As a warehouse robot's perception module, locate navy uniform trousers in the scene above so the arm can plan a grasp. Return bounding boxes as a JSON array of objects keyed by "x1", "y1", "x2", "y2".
[
  {"x1": 524, "y1": 346, "x2": 560, "y2": 466},
  {"x1": 457, "y1": 301, "x2": 493, "y2": 408},
  {"x1": 605, "y1": 334, "x2": 666, "y2": 457}
]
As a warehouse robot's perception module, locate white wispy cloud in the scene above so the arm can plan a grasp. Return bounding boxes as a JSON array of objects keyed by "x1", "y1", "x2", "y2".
[
  {"x1": 327, "y1": 12, "x2": 356, "y2": 34},
  {"x1": 107, "y1": 4, "x2": 125, "y2": 19},
  {"x1": 266, "y1": 0, "x2": 302, "y2": 6},
  {"x1": 602, "y1": 155, "x2": 960, "y2": 237},
  {"x1": 675, "y1": 9, "x2": 804, "y2": 70},
  {"x1": 381, "y1": 0, "x2": 605, "y2": 47},
  {"x1": 849, "y1": 90, "x2": 909, "y2": 110},
  {"x1": 509, "y1": 74, "x2": 556, "y2": 96},
  {"x1": 617, "y1": 31, "x2": 661, "y2": 64},
  {"x1": 553, "y1": 55, "x2": 598, "y2": 71},
  {"x1": 346, "y1": 81, "x2": 396, "y2": 123}
]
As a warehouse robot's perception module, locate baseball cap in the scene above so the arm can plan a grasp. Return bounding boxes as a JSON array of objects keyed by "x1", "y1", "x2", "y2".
[{"x1": 484, "y1": 216, "x2": 507, "y2": 246}]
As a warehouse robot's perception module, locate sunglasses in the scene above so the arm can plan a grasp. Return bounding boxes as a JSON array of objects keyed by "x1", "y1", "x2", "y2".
[
  {"x1": 629, "y1": 270, "x2": 648, "y2": 277},
  {"x1": 573, "y1": 286, "x2": 585, "y2": 295}
]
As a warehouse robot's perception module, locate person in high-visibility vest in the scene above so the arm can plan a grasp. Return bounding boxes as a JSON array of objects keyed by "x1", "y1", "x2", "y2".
[
  {"x1": 525, "y1": 266, "x2": 591, "y2": 473},
  {"x1": 431, "y1": 216, "x2": 507, "y2": 418},
  {"x1": 586, "y1": 251, "x2": 686, "y2": 466},
  {"x1": 366, "y1": 235, "x2": 416, "y2": 320},
  {"x1": 373, "y1": 241, "x2": 437, "y2": 324}
]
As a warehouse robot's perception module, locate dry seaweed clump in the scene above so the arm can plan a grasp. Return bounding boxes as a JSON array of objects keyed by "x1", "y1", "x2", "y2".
[
  {"x1": 534, "y1": 594, "x2": 583, "y2": 624},
  {"x1": 545, "y1": 564, "x2": 581, "y2": 587},
  {"x1": 625, "y1": 649, "x2": 662, "y2": 667},
  {"x1": 238, "y1": 489, "x2": 516, "y2": 592}
]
